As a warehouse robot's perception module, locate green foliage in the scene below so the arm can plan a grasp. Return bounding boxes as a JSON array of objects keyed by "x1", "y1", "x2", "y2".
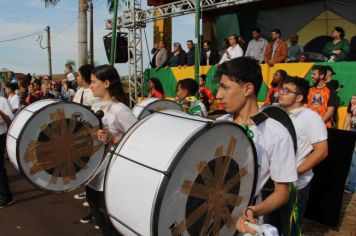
[{"x1": 65, "y1": 59, "x2": 77, "y2": 71}]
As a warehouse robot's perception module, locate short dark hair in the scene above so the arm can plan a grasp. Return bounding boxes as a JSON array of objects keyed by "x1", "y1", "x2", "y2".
[
  {"x1": 312, "y1": 65, "x2": 327, "y2": 76},
  {"x1": 149, "y1": 77, "x2": 164, "y2": 95},
  {"x1": 251, "y1": 27, "x2": 261, "y2": 33},
  {"x1": 334, "y1": 26, "x2": 345, "y2": 39},
  {"x1": 4, "y1": 81, "x2": 18, "y2": 92},
  {"x1": 271, "y1": 28, "x2": 282, "y2": 37},
  {"x1": 200, "y1": 74, "x2": 207, "y2": 82},
  {"x1": 214, "y1": 57, "x2": 262, "y2": 96},
  {"x1": 203, "y1": 40, "x2": 212, "y2": 46},
  {"x1": 187, "y1": 40, "x2": 193, "y2": 44},
  {"x1": 283, "y1": 76, "x2": 310, "y2": 104},
  {"x1": 78, "y1": 64, "x2": 94, "y2": 84},
  {"x1": 177, "y1": 78, "x2": 198, "y2": 96},
  {"x1": 229, "y1": 34, "x2": 238, "y2": 41}
]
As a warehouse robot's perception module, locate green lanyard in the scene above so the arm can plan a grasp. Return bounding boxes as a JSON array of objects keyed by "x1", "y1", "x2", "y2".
[{"x1": 240, "y1": 124, "x2": 254, "y2": 139}]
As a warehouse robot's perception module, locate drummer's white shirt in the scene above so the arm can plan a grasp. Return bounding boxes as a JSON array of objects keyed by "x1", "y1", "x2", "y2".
[
  {"x1": 0, "y1": 97, "x2": 14, "y2": 135},
  {"x1": 218, "y1": 114, "x2": 298, "y2": 196},
  {"x1": 73, "y1": 87, "x2": 100, "y2": 107},
  {"x1": 88, "y1": 102, "x2": 137, "y2": 191},
  {"x1": 289, "y1": 107, "x2": 327, "y2": 189}
]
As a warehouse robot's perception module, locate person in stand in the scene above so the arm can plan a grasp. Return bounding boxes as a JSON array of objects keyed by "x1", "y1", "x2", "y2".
[
  {"x1": 263, "y1": 28, "x2": 288, "y2": 67},
  {"x1": 61, "y1": 80, "x2": 76, "y2": 102},
  {"x1": 264, "y1": 70, "x2": 288, "y2": 105},
  {"x1": 148, "y1": 78, "x2": 165, "y2": 99},
  {"x1": 214, "y1": 57, "x2": 297, "y2": 234},
  {"x1": 218, "y1": 38, "x2": 230, "y2": 61},
  {"x1": 217, "y1": 34, "x2": 244, "y2": 66},
  {"x1": 88, "y1": 65, "x2": 137, "y2": 235},
  {"x1": 198, "y1": 74, "x2": 215, "y2": 112},
  {"x1": 322, "y1": 27, "x2": 349, "y2": 62}
]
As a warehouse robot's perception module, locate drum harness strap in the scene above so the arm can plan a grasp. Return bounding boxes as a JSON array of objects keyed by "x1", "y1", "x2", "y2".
[{"x1": 249, "y1": 112, "x2": 301, "y2": 236}]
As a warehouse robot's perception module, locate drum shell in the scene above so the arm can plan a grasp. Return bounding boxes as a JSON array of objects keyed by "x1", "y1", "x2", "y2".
[
  {"x1": 105, "y1": 110, "x2": 257, "y2": 235},
  {"x1": 132, "y1": 98, "x2": 182, "y2": 120}
]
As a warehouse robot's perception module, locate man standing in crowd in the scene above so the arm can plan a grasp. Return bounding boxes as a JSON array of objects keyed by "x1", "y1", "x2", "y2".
[
  {"x1": 264, "y1": 28, "x2": 288, "y2": 67},
  {"x1": 186, "y1": 40, "x2": 195, "y2": 66},
  {"x1": 245, "y1": 27, "x2": 268, "y2": 63},
  {"x1": 215, "y1": 57, "x2": 297, "y2": 234},
  {"x1": 0, "y1": 97, "x2": 14, "y2": 208},
  {"x1": 201, "y1": 40, "x2": 219, "y2": 66},
  {"x1": 287, "y1": 33, "x2": 304, "y2": 62},
  {"x1": 278, "y1": 76, "x2": 328, "y2": 234},
  {"x1": 307, "y1": 65, "x2": 338, "y2": 128},
  {"x1": 152, "y1": 41, "x2": 168, "y2": 71},
  {"x1": 324, "y1": 65, "x2": 340, "y2": 93},
  {"x1": 217, "y1": 34, "x2": 244, "y2": 65}
]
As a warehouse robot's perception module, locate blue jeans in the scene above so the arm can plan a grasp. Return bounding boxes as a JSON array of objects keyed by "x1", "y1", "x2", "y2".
[
  {"x1": 0, "y1": 133, "x2": 12, "y2": 202},
  {"x1": 346, "y1": 130, "x2": 356, "y2": 192}
]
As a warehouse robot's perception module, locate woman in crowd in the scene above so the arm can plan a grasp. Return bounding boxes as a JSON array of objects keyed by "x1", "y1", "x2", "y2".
[
  {"x1": 322, "y1": 26, "x2": 349, "y2": 62},
  {"x1": 87, "y1": 65, "x2": 137, "y2": 235},
  {"x1": 264, "y1": 69, "x2": 288, "y2": 105},
  {"x1": 61, "y1": 80, "x2": 76, "y2": 102},
  {"x1": 4, "y1": 82, "x2": 20, "y2": 114},
  {"x1": 148, "y1": 77, "x2": 165, "y2": 99}
]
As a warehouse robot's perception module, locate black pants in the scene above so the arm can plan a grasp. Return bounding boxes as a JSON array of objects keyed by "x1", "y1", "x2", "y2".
[
  {"x1": 0, "y1": 133, "x2": 12, "y2": 202},
  {"x1": 86, "y1": 186, "x2": 121, "y2": 236}
]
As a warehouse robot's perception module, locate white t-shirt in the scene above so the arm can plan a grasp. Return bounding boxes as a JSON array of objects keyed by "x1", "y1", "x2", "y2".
[
  {"x1": 289, "y1": 107, "x2": 328, "y2": 189},
  {"x1": 218, "y1": 114, "x2": 298, "y2": 196},
  {"x1": 88, "y1": 101, "x2": 138, "y2": 191},
  {"x1": 0, "y1": 97, "x2": 14, "y2": 135},
  {"x1": 8, "y1": 94, "x2": 20, "y2": 110},
  {"x1": 67, "y1": 72, "x2": 76, "y2": 82},
  {"x1": 73, "y1": 87, "x2": 100, "y2": 107},
  {"x1": 219, "y1": 44, "x2": 244, "y2": 64}
]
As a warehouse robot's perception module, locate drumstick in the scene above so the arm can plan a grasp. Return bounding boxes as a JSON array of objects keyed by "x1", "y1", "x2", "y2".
[{"x1": 95, "y1": 110, "x2": 104, "y2": 129}]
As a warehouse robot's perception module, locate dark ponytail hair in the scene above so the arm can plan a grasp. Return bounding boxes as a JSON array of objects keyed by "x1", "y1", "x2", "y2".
[
  {"x1": 4, "y1": 81, "x2": 18, "y2": 92},
  {"x1": 91, "y1": 65, "x2": 128, "y2": 106}
]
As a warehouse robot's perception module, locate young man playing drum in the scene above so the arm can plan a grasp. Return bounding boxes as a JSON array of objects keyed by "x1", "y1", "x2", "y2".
[
  {"x1": 215, "y1": 57, "x2": 297, "y2": 234},
  {"x1": 278, "y1": 76, "x2": 328, "y2": 234}
]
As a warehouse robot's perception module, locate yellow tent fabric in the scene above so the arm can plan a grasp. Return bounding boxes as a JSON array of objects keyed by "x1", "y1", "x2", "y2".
[{"x1": 171, "y1": 66, "x2": 211, "y2": 81}]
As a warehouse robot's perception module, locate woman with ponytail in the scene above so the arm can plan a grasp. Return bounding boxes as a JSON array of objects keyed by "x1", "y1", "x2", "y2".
[{"x1": 87, "y1": 65, "x2": 137, "y2": 235}]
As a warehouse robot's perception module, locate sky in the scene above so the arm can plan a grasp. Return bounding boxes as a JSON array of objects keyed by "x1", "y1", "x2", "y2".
[{"x1": 0, "y1": 0, "x2": 195, "y2": 76}]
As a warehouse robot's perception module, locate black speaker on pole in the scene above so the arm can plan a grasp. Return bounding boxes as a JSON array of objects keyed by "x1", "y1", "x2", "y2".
[{"x1": 103, "y1": 32, "x2": 131, "y2": 63}]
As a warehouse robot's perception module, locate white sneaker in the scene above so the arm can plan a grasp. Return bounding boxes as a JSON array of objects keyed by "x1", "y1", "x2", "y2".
[
  {"x1": 83, "y1": 201, "x2": 89, "y2": 207},
  {"x1": 94, "y1": 225, "x2": 100, "y2": 230},
  {"x1": 74, "y1": 192, "x2": 86, "y2": 200}
]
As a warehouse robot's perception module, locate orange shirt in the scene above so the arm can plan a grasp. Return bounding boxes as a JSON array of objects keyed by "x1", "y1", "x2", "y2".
[
  {"x1": 307, "y1": 86, "x2": 338, "y2": 128},
  {"x1": 148, "y1": 89, "x2": 164, "y2": 99},
  {"x1": 265, "y1": 87, "x2": 280, "y2": 105}
]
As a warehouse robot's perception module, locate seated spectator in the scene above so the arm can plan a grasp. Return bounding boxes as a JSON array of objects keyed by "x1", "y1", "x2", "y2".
[
  {"x1": 201, "y1": 40, "x2": 219, "y2": 66},
  {"x1": 148, "y1": 78, "x2": 165, "y2": 99},
  {"x1": 167, "y1": 42, "x2": 186, "y2": 68},
  {"x1": 151, "y1": 41, "x2": 168, "y2": 70},
  {"x1": 307, "y1": 65, "x2": 338, "y2": 128},
  {"x1": 218, "y1": 38, "x2": 229, "y2": 61},
  {"x1": 322, "y1": 27, "x2": 349, "y2": 62},
  {"x1": 198, "y1": 74, "x2": 215, "y2": 112},
  {"x1": 264, "y1": 69, "x2": 288, "y2": 105},
  {"x1": 299, "y1": 52, "x2": 309, "y2": 63},
  {"x1": 245, "y1": 27, "x2": 268, "y2": 63},
  {"x1": 263, "y1": 28, "x2": 288, "y2": 67},
  {"x1": 61, "y1": 80, "x2": 75, "y2": 102},
  {"x1": 4, "y1": 82, "x2": 20, "y2": 114},
  {"x1": 176, "y1": 78, "x2": 208, "y2": 117},
  {"x1": 346, "y1": 36, "x2": 356, "y2": 61},
  {"x1": 217, "y1": 34, "x2": 243, "y2": 65},
  {"x1": 238, "y1": 35, "x2": 248, "y2": 54},
  {"x1": 288, "y1": 33, "x2": 304, "y2": 62},
  {"x1": 186, "y1": 40, "x2": 195, "y2": 66}
]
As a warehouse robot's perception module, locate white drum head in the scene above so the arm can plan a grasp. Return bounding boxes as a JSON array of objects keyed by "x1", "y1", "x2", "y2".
[
  {"x1": 132, "y1": 98, "x2": 182, "y2": 120},
  {"x1": 13, "y1": 101, "x2": 105, "y2": 192},
  {"x1": 155, "y1": 122, "x2": 257, "y2": 235}
]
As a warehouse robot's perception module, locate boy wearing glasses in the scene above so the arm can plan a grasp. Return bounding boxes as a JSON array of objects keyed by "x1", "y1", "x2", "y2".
[
  {"x1": 216, "y1": 57, "x2": 297, "y2": 234},
  {"x1": 278, "y1": 76, "x2": 328, "y2": 233}
]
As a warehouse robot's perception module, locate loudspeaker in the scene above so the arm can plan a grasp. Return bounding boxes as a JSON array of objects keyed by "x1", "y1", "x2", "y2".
[{"x1": 103, "y1": 33, "x2": 131, "y2": 63}]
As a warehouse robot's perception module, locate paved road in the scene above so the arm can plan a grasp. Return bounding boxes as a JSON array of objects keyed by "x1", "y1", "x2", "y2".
[{"x1": 1, "y1": 159, "x2": 355, "y2": 236}]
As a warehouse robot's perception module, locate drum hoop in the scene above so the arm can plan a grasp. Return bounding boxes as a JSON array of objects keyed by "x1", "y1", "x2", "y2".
[
  {"x1": 15, "y1": 99, "x2": 105, "y2": 193},
  {"x1": 151, "y1": 121, "x2": 258, "y2": 236},
  {"x1": 136, "y1": 99, "x2": 181, "y2": 120},
  {"x1": 261, "y1": 106, "x2": 298, "y2": 154}
]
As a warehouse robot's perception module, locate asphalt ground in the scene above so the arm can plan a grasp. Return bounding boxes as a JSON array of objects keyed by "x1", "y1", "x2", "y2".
[{"x1": 1, "y1": 159, "x2": 355, "y2": 236}]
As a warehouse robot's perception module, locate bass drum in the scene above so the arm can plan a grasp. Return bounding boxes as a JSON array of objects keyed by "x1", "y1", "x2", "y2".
[
  {"x1": 105, "y1": 110, "x2": 257, "y2": 236},
  {"x1": 6, "y1": 99, "x2": 105, "y2": 192},
  {"x1": 132, "y1": 98, "x2": 182, "y2": 120}
]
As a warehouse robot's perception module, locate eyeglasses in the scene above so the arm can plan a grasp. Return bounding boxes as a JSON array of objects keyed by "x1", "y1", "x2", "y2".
[{"x1": 280, "y1": 87, "x2": 301, "y2": 95}]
